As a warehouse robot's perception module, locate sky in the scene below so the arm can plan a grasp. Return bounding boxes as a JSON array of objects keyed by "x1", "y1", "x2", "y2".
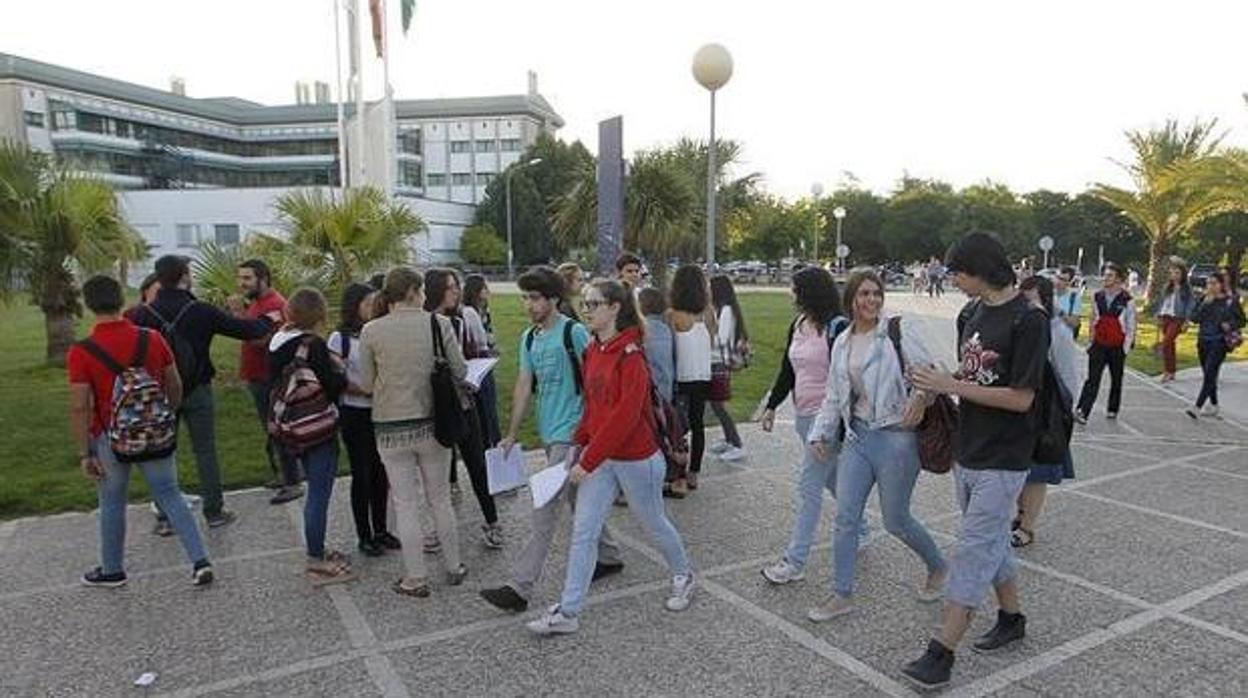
[{"x1": 5, "y1": 0, "x2": 1248, "y2": 199}]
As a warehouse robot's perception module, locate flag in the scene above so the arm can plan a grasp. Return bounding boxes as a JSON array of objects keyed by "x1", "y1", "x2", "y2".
[{"x1": 400, "y1": 0, "x2": 415, "y2": 33}]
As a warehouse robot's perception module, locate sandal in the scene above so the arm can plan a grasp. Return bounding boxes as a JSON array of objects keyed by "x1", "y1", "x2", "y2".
[
  {"x1": 393, "y1": 577, "x2": 431, "y2": 597},
  {"x1": 305, "y1": 559, "x2": 356, "y2": 586},
  {"x1": 1010, "y1": 527, "x2": 1035, "y2": 548}
]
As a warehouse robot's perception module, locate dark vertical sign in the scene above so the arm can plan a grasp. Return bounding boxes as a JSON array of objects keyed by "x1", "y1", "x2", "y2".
[{"x1": 597, "y1": 116, "x2": 625, "y2": 276}]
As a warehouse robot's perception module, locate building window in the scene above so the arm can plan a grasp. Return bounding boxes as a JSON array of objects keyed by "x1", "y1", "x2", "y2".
[
  {"x1": 175, "y1": 224, "x2": 200, "y2": 248},
  {"x1": 451, "y1": 173, "x2": 473, "y2": 186},
  {"x1": 449, "y1": 140, "x2": 472, "y2": 154},
  {"x1": 476, "y1": 173, "x2": 495, "y2": 185},
  {"x1": 399, "y1": 161, "x2": 423, "y2": 187},
  {"x1": 23, "y1": 112, "x2": 46, "y2": 128},
  {"x1": 427, "y1": 173, "x2": 447, "y2": 186},
  {"x1": 476, "y1": 140, "x2": 496, "y2": 153},
  {"x1": 214, "y1": 224, "x2": 240, "y2": 247},
  {"x1": 398, "y1": 130, "x2": 421, "y2": 154},
  {"x1": 500, "y1": 138, "x2": 521, "y2": 152}
]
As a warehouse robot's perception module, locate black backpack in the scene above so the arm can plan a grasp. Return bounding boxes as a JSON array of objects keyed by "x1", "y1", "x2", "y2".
[
  {"x1": 430, "y1": 314, "x2": 468, "y2": 447},
  {"x1": 144, "y1": 302, "x2": 200, "y2": 387},
  {"x1": 1032, "y1": 362, "x2": 1074, "y2": 463},
  {"x1": 524, "y1": 320, "x2": 583, "y2": 395}
]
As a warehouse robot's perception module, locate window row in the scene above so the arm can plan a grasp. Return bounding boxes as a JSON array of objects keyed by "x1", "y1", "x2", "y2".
[
  {"x1": 57, "y1": 146, "x2": 339, "y2": 188},
  {"x1": 175, "y1": 223, "x2": 240, "y2": 248}
]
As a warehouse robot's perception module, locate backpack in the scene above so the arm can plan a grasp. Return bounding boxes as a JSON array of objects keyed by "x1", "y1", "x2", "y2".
[
  {"x1": 144, "y1": 302, "x2": 200, "y2": 386},
  {"x1": 1032, "y1": 362, "x2": 1074, "y2": 464},
  {"x1": 524, "y1": 320, "x2": 583, "y2": 395},
  {"x1": 624, "y1": 344, "x2": 689, "y2": 481},
  {"x1": 887, "y1": 316, "x2": 958, "y2": 474},
  {"x1": 78, "y1": 330, "x2": 177, "y2": 463},
  {"x1": 1092, "y1": 291, "x2": 1130, "y2": 348},
  {"x1": 268, "y1": 337, "x2": 339, "y2": 454}
]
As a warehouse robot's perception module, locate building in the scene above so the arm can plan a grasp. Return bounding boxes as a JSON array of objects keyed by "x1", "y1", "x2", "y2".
[{"x1": 0, "y1": 52, "x2": 563, "y2": 267}]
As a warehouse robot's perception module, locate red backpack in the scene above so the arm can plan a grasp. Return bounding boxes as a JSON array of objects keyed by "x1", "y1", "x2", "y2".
[
  {"x1": 1092, "y1": 291, "x2": 1130, "y2": 348},
  {"x1": 268, "y1": 337, "x2": 339, "y2": 454}
]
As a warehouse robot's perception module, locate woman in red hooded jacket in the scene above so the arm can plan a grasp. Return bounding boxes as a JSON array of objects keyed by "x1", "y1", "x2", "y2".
[{"x1": 526, "y1": 279, "x2": 697, "y2": 635}]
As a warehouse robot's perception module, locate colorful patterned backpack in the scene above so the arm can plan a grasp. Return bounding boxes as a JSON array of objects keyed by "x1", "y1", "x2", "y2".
[{"x1": 78, "y1": 330, "x2": 178, "y2": 462}]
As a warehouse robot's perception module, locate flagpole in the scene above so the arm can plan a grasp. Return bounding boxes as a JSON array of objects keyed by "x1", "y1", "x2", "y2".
[
  {"x1": 352, "y1": 0, "x2": 366, "y2": 187},
  {"x1": 381, "y1": 0, "x2": 395, "y2": 197},
  {"x1": 333, "y1": 0, "x2": 348, "y2": 190}
]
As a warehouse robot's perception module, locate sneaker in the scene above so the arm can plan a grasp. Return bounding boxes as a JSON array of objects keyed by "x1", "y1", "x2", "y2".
[
  {"x1": 1202, "y1": 404, "x2": 1220, "y2": 418},
  {"x1": 269, "y1": 485, "x2": 304, "y2": 505},
  {"x1": 482, "y1": 523, "x2": 504, "y2": 550},
  {"x1": 806, "y1": 594, "x2": 854, "y2": 622},
  {"x1": 1185, "y1": 406, "x2": 1200, "y2": 420},
  {"x1": 687, "y1": 472, "x2": 699, "y2": 490},
  {"x1": 709, "y1": 441, "x2": 731, "y2": 454},
  {"x1": 449, "y1": 482, "x2": 462, "y2": 500},
  {"x1": 1106, "y1": 411, "x2": 1118, "y2": 420},
  {"x1": 82, "y1": 567, "x2": 127, "y2": 588},
  {"x1": 527, "y1": 605, "x2": 580, "y2": 635},
  {"x1": 205, "y1": 510, "x2": 237, "y2": 529},
  {"x1": 918, "y1": 567, "x2": 948, "y2": 603},
  {"x1": 1073, "y1": 411, "x2": 1088, "y2": 425},
  {"x1": 358, "y1": 538, "x2": 385, "y2": 557},
  {"x1": 375, "y1": 531, "x2": 402, "y2": 550},
  {"x1": 592, "y1": 560, "x2": 625, "y2": 581},
  {"x1": 761, "y1": 558, "x2": 806, "y2": 585},
  {"x1": 972, "y1": 610, "x2": 1026, "y2": 653},
  {"x1": 264, "y1": 478, "x2": 283, "y2": 490},
  {"x1": 480, "y1": 585, "x2": 528, "y2": 613},
  {"x1": 665, "y1": 573, "x2": 696, "y2": 611},
  {"x1": 152, "y1": 519, "x2": 174, "y2": 538},
  {"x1": 717, "y1": 446, "x2": 746, "y2": 462},
  {"x1": 192, "y1": 562, "x2": 215, "y2": 587},
  {"x1": 901, "y1": 639, "x2": 955, "y2": 691},
  {"x1": 423, "y1": 534, "x2": 442, "y2": 554},
  {"x1": 669, "y1": 478, "x2": 689, "y2": 498},
  {"x1": 446, "y1": 564, "x2": 468, "y2": 586}
]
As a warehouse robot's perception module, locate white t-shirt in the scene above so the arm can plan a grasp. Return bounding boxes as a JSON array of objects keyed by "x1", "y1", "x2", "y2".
[{"x1": 327, "y1": 330, "x2": 371, "y2": 409}]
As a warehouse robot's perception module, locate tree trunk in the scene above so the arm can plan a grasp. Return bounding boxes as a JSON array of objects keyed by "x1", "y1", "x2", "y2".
[
  {"x1": 1144, "y1": 238, "x2": 1170, "y2": 310},
  {"x1": 44, "y1": 308, "x2": 77, "y2": 367},
  {"x1": 1228, "y1": 244, "x2": 1244, "y2": 293}
]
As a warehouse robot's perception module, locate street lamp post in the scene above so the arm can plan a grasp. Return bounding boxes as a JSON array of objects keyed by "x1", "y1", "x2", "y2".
[
  {"x1": 810, "y1": 183, "x2": 824, "y2": 262},
  {"x1": 505, "y1": 157, "x2": 543, "y2": 279},
  {"x1": 832, "y1": 206, "x2": 847, "y2": 272},
  {"x1": 692, "y1": 44, "x2": 733, "y2": 267}
]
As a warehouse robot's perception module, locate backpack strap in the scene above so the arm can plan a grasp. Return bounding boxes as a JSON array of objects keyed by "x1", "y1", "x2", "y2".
[
  {"x1": 131, "y1": 329, "x2": 150, "y2": 367},
  {"x1": 78, "y1": 338, "x2": 126, "y2": 376},
  {"x1": 563, "y1": 320, "x2": 584, "y2": 395},
  {"x1": 430, "y1": 314, "x2": 446, "y2": 360},
  {"x1": 887, "y1": 315, "x2": 906, "y2": 372}
]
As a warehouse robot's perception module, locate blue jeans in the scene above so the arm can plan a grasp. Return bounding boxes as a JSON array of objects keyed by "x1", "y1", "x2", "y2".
[
  {"x1": 946, "y1": 466, "x2": 1028, "y2": 608},
  {"x1": 559, "y1": 451, "x2": 691, "y2": 616},
  {"x1": 294, "y1": 440, "x2": 339, "y2": 559},
  {"x1": 783, "y1": 415, "x2": 867, "y2": 570},
  {"x1": 833, "y1": 422, "x2": 944, "y2": 597},
  {"x1": 96, "y1": 436, "x2": 208, "y2": 574}
]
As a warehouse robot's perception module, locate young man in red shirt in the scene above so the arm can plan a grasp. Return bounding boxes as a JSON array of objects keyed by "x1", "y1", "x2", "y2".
[
  {"x1": 230, "y1": 259, "x2": 300, "y2": 504},
  {"x1": 68, "y1": 275, "x2": 214, "y2": 588}
]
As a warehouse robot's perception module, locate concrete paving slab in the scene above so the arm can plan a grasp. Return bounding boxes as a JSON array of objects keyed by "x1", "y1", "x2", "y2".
[
  {"x1": 207, "y1": 659, "x2": 382, "y2": 698},
  {"x1": 1080, "y1": 466, "x2": 1248, "y2": 534},
  {"x1": 1185, "y1": 583, "x2": 1248, "y2": 637}
]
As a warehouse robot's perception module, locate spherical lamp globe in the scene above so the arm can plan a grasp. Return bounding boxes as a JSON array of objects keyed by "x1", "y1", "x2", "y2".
[{"x1": 692, "y1": 44, "x2": 733, "y2": 91}]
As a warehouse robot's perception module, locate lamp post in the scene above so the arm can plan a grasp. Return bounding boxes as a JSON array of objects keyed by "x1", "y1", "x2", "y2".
[
  {"x1": 692, "y1": 43, "x2": 733, "y2": 267},
  {"x1": 505, "y1": 157, "x2": 543, "y2": 279},
  {"x1": 832, "y1": 206, "x2": 847, "y2": 272},
  {"x1": 810, "y1": 183, "x2": 824, "y2": 262}
]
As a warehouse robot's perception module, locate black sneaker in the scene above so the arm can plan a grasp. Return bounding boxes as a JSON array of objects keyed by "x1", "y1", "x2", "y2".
[
  {"x1": 375, "y1": 531, "x2": 402, "y2": 550},
  {"x1": 480, "y1": 585, "x2": 528, "y2": 613},
  {"x1": 82, "y1": 567, "x2": 128, "y2": 588},
  {"x1": 901, "y1": 639, "x2": 954, "y2": 691},
  {"x1": 269, "y1": 485, "x2": 304, "y2": 505},
  {"x1": 206, "y1": 510, "x2": 238, "y2": 529},
  {"x1": 192, "y1": 562, "x2": 215, "y2": 587},
  {"x1": 358, "y1": 538, "x2": 385, "y2": 558},
  {"x1": 593, "y1": 560, "x2": 625, "y2": 581},
  {"x1": 972, "y1": 610, "x2": 1026, "y2": 653}
]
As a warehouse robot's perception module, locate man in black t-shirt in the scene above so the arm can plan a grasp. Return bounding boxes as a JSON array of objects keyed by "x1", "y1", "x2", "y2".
[{"x1": 902, "y1": 233, "x2": 1050, "y2": 690}]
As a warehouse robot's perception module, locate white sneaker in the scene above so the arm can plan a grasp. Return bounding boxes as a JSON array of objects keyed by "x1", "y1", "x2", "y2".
[
  {"x1": 807, "y1": 594, "x2": 855, "y2": 622},
  {"x1": 1202, "y1": 404, "x2": 1220, "y2": 418},
  {"x1": 526, "y1": 605, "x2": 579, "y2": 635},
  {"x1": 761, "y1": 559, "x2": 806, "y2": 585},
  {"x1": 717, "y1": 446, "x2": 746, "y2": 462},
  {"x1": 666, "y1": 573, "x2": 696, "y2": 611},
  {"x1": 709, "y1": 441, "x2": 731, "y2": 454},
  {"x1": 918, "y1": 567, "x2": 947, "y2": 603}
]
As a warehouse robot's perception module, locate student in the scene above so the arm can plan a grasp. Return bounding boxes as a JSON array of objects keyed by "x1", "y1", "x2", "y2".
[
  {"x1": 1053, "y1": 266, "x2": 1084, "y2": 340},
  {"x1": 804, "y1": 269, "x2": 947, "y2": 621},
  {"x1": 122, "y1": 272, "x2": 160, "y2": 323},
  {"x1": 926, "y1": 256, "x2": 945, "y2": 298},
  {"x1": 616, "y1": 251, "x2": 645, "y2": 289},
  {"x1": 133, "y1": 255, "x2": 274, "y2": 533},
  {"x1": 759, "y1": 266, "x2": 865, "y2": 585},
  {"x1": 1185, "y1": 272, "x2": 1245, "y2": 419},
  {"x1": 1075, "y1": 262, "x2": 1136, "y2": 423},
  {"x1": 462, "y1": 274, "x2": 501, "y2": 447},
  {"x1": 638, "y1": 288, "x2": 675, "y2": 403},
  {"x1": 1013, "y1": 275, "x2": 1080, "y2": 548},
  {"x1": 526, "y1": 280, "x2": 695, "y2": 635},
  {"x1": 1152, "y1": 261, "x2": 1196, "y2": 383},
  {"x1": 329, "y1": 283, "x2": 399, "y2": 558},
  {"x1": 708, "y1": 275, "x2": 746, "y2": 462},
  {"x1": 358, "y1": 267, "x2": 468, "y2": 597},
  {"x1": 556, "y1": 262, "x2": 584, "y2": 321},
  {"x1": 480, "y1": 266, "x2": 625, "y2": 613},
  {"x1": 269, "y1": 289, "x2": 351, "y2": 584},
  {"x1": 669, "y1": 264, "x2": 714, "y2": 492},
  {"x1": 903, "y1": 232, "x2": 1050, "y2": 690},
  {"x1": 69, "y1": 275, "x2": 214, "y2": 588}
]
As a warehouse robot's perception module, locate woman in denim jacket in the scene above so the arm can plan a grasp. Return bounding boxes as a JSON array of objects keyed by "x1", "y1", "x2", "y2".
[
  {"x1": 805, "y1": 268, "x2": 947, "y2": 622},
  {"x1": 1150, "y1": 261, "x2": 1197, "y2": 383}
]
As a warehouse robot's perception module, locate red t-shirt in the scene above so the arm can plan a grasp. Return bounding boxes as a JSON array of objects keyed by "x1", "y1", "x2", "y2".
[
  {"x1": 67, "y1": 319, "x2": 175, "y2": 437},
  {"x1": 239, "y1": 289, "x2": 286, "y2": 383}
]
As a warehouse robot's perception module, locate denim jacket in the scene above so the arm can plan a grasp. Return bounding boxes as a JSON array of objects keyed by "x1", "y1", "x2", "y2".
[
  {"x1": 809, "y1": 314, "x2": 933, "y2": 443},
  {"x1": 1150, "y1": 285, "x2": 1196, "y2": 320}
]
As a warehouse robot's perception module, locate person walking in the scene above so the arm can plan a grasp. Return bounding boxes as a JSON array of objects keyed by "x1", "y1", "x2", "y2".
[
  {"x1": 358, "y1": 267, "x2": 468, "y2": 597},
  {"x1": 526, "y1": 279, "x2": 696, "y2": 635},
  {"x1": 557, "y1": 262, "x2": 584, "y2": 321},
  {"x1": 1152, "y1": 261, "x2": 1196, "y2": 383},
  {"x1": 480, "y1": 267, "x2": 626, "y2": 613},
  {"x1": 708, "y1": 275, "x2": 747, "y2": 462},
  {"x1": 1075, "y1": 262, "x2": 1136, "y2": 423},
  {"x1": 759, "y1": 266, "x2": 866, "y2": 586},
  {"x1": 926, "y1": 256, "x2": 945, "y2": 298},
  {"x1": 329, "y1": 283, "x2": 400, "y2": 558},
  {"x1": 69, "y1": 275, "x2": 214, "y2": 588},
  {"x1": 902, "y1": 232, "x2": 1050, "y2": 690},
  {"x1": 616, "y1": 252, "x2": 645, "y2": 289},
  {"x1": 669, "y1": 264, "x2": 714, "y2": 491},
  {"x1": 1185, "y1": 272, "x2": 1245, "y2": 419},
  {"x1": 268, "y1": 289, "x2": 352, "y2": 585},
  {"x1": 463, "y1": 274, "x2": 502, "y2": 447},
  {"x1": 639, "y1": 288, "x2": 676, "y2": 404},
  {"x1": 1053, "y1": 266, "x2": 1084, "y2": 340}
]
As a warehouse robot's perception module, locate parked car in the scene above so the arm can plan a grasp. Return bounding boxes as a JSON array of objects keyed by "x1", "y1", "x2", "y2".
[{"x1": 1189, "y1": 263, "x2": 1219, "y2": 290}]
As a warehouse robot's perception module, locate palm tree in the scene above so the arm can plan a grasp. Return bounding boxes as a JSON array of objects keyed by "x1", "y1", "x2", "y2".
[
  {"x1": 1185, "y1": 147, "x2": 1248, "y2": 289},
  {"x1": 626, "y1": 152, "x2": 698, "y2": 277},
  {"x1": 0, "y1": 140, "x2": 145, "y2": 365},
  {"x1": 1093, "y1": 120, "x2": 1225, "y2": 306}
]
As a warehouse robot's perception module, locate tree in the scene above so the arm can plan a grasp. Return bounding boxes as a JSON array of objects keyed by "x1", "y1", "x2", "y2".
[
  {"x1": 625, "y1": 151, "x2": 698, "y2": 276},
  {"x1": 0, "y1": 140, "x2": 146, "y2": 364},
  {"x1": 817, "y1": 186, "x2": 887, "y2": 265},
  {"x1": 953, "y1": 182, "x2": 1032, "y2": 259},
  {"x1": 1092, "y1": 119, "x2": 1225, "y2": 306},
  {"x1": 880, "y1": 177, "x2": 957, "y2": 263},
  {"x1": 727, "y1": 195, "x2": 816, "y2": 262},
  {"x1": 459, "y1": 224, "x2": 508, "y2": 265}
]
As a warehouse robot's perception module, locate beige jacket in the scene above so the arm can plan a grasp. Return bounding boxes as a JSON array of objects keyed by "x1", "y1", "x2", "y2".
[{"x1": 358, "y1": 306, "x2": 467, "y2": 423}]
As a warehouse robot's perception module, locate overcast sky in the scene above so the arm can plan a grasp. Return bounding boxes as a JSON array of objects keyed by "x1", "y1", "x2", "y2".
[{"x1": 5, "y1": 0, "x2": 1247, "y2": 198}]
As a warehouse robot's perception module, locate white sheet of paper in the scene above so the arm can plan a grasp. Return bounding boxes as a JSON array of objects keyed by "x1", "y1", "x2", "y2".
[
  {"x1": 529, "y1": 461, "x2": 569, "y2": 509},
  {"x1": 464, "y1": 357, "x2": 499, "y2": 390},
  {"x1": 485, "y1": 446, "x2": 526, "y2": 495}
]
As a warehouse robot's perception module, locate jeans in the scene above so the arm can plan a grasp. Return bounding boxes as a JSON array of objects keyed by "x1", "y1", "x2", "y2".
[
  {"x1": 96, "y1": 436, "x2": 207, "y2": 574},
  {"x1": 246, "y1": 381, "x2": 301, "y2": 487},
  {"x1": 709, "y1": 400, "x2": 742, "y2": 448},
  {"x1": 510, "y1": 443, "x2": 622, "y2": 600},
  {"x1": 945, "y1": 466, "x2": 1028, "y2": 608},
  {"x1": 376, "y1": 424, "x2": 461, "y2": 579},
  {"x1": 559, "y1": 451, "x2": 691, "y2": 616},
  {"x1": 676, "y1": 380, "x2": 710, "y2": 473},
  {"x1": 1077, "y1": 343, "x2": 1125, "y2": 416},
  {"x1": 783, "y1": 415, "x2": 866, "y2": 570},
  {"x1": 295, "y1": 440, "x2": 339, "y2": 560},
  {"x1": 832, "y1": 422, "x2": 944, "y2": 597},
  {"x1": 176, "y1": 384, "x2": 225, "y2": 517},
  {"x1": 339, "y1": 406, "x2": 389, "y2": 542},
  {"x1": 1196, "y1": 338, "x2": 1228, "y2": 407}
]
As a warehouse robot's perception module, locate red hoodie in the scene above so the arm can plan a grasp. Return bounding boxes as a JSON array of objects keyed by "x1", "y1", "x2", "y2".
[{"x1": 574, "y1": 325, "x2": 658, "y2": 472}]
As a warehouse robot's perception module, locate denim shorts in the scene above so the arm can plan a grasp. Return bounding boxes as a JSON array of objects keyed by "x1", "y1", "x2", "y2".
[{"x1": 945, "y1": 466, "x2": 1029, "y2": 608}]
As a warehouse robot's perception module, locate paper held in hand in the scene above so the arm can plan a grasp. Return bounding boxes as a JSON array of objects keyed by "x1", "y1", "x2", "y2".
[
  {"x1": 464, "y1": 358, "x2": 499, "y2": 390},
  {"x1": 485, "y1": 446, "x2": 526, "y2": 495},
  {"x1": 529, "y1": 447, "x2": 577, "y2": 509}
]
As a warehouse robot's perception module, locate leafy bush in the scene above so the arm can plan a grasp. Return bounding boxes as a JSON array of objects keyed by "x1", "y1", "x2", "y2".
[{"x1": 460, "y1": 224, "x2": 508, "y2": 265}]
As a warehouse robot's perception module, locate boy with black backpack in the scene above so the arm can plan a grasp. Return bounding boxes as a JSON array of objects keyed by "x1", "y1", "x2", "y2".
[
  {"x1": 68, "y1": 275, "x2": 214, "y2": 588},
  {"x1": 1075, "y1": 262, "x2": 1136, "y2": 423}
]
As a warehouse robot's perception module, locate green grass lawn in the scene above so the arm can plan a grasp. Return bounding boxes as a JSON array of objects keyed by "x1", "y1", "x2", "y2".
[{"x1": 0, "y1": 292, "x2": 795, "y2": 519}]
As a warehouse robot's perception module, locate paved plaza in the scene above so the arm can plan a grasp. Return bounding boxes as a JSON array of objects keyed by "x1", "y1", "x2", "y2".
[{"x1": 2, "y1": 295, "x2": 1246, "y2": 697}]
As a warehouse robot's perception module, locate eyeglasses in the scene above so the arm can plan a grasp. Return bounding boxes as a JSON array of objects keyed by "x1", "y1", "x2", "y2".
[{"x1": 581, "y1": 299, "x2": 605, "y2": 311}]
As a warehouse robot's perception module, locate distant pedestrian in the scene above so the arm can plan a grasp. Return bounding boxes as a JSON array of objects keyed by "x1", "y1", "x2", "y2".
[
  {"x1": 557, "y1": 262, "x2": 584, "y2": 321},
  {"x1": 616, "y1": 251, "x2": 645, "y2": 290},
  {"x1": 708, "y1": 275, "x2": 747, "y2": 462},
  {"x1": 926, "y1": 256, "x2": 945, "y2": 298},
  {"x1": 1053, "y1": 266, "x2": 1084, "y2": 340},
  {"x1": 463, "y1": 274, "x2": 502, "y2": 447},
  {"x1": 1185, "y1": 272, "x2": 1245, "y2": 419},
  {"x1": 669, "y1": 264, "x2": 714, "y2": 491},
  {"x1": 1152, "y1": 261, "x2": 1196, "y2": 383},
  {"x1": 1075, "y1": 262, "x2": 1135, "y2": 423}
]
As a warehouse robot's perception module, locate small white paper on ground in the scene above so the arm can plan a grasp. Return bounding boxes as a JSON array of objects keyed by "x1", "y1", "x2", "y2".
[
  {"x1": 529, "y1": 462, "x2": 569, "y2": 509},
  {"x1": 464, "y1": 358, "x2": 499, "y2": 390},
  {"x1": 485, "y1": 446, "x2": 526, "y2": 495},
  {"x1": 134, "y1": 672, "x2": 157, "y2": 687}
]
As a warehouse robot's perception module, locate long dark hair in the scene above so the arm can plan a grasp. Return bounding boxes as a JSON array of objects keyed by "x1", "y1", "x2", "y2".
[
  {"x1": 1164, "y1": 260, "x2": 1190, "y2": 294},
  {"x1": 338, "y1": 282, "x2": 375, "y2": 335},
  {"x1": 710, "y1": 274, "x2": 748, "y2": 342},
  {"x1": 670, "y1": 264, "x2": 709, "y2": 314},
  {"x1": 1019, "y1": 275, "x2": 1055, "y2": 317},
  {"x1": 423, "y1": 267, "x2": 461, "y2": 314},
  {"x1": 592, "y1": 279, "x2": 643, "y2": 335},
  {"x1": 792, "y1": 266, "x2": 842, "y2": 332},
  {"x1": 462, "y1": 273, "x2": 492, "y2": 331}
]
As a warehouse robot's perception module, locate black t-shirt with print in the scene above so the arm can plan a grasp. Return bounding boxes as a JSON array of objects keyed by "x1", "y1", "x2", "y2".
[{"x1": 954, "y1": 295, "x2": 1050, "y2": 471}]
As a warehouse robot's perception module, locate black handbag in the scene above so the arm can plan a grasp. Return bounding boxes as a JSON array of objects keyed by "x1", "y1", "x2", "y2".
[
  {"x1": 1032, "y1": 363, "x2": 1073, "y2": 464},
  {"x1": 430, "y1": 313, "x2": 468, "y2": 448}
]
